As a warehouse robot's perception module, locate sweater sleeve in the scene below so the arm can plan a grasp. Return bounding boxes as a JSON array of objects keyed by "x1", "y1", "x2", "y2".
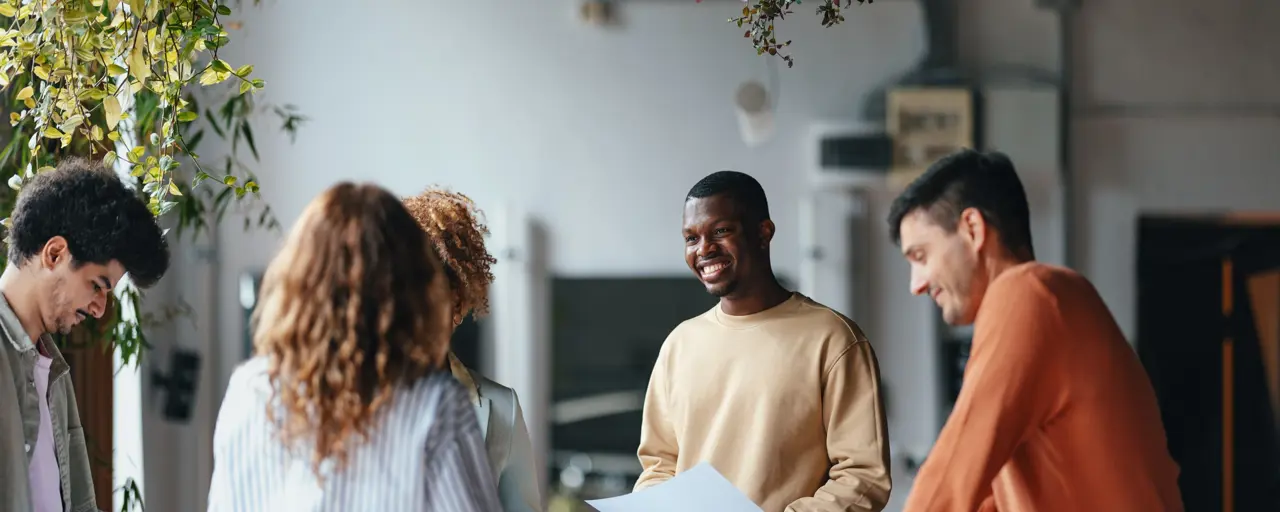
[
  {"x1": 903, "y1": 277, "x2": 1065, "y2": 512},
  {"x1": 786, "y1": 338, "x2": 892, "y2": 512},
  {"x1": 634, "y1": 336, "x2": 679, "y2": 491}
]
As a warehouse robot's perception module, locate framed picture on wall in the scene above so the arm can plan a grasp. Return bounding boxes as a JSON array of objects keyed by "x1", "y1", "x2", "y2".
[{"x1": 886, "y1": 87, "x2": 974, "y2": 187}]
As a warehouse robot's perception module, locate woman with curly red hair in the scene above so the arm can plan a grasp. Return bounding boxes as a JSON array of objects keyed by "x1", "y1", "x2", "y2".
[
  {"x1": 401, "y1": 187, "x2": 542, "y2": 512},
  {"x1": 207, "y1": 183, "x2": 500, "y2": 511}
]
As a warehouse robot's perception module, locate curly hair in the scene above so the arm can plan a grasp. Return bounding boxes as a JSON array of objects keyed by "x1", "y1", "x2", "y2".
[
  {"x1": 7, "y1": 157, "x2": 170, "y2": 288},
  {"x1": 401, "y1": 187, "x2": 497, "y2": 325},
  {"x1": 251, "y1": 182, "x2": 454, "y2": 476}
]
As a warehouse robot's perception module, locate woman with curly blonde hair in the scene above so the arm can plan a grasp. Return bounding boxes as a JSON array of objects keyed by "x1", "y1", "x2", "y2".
[
  {"x1": 402, "y1": 187, "x2": 542, "y2": 512},
  {"x1": 207, "y1": 183, "x2": 500, "y2": 511}
]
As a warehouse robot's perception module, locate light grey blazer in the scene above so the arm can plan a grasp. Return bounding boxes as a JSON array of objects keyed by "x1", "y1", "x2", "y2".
[{"x1": 449, "y1": 354, "x2": 543, "y2": 512}]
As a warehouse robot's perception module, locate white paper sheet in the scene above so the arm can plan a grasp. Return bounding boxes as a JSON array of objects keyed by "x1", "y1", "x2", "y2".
[{"x1": 584, "y1": 462, "x2": 762, "y2": 512}]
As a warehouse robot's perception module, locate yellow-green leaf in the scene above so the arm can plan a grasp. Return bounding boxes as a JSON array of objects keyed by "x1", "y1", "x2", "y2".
[
  {"x1": 238, "y1": 80, "x2": 252, "y2": 95},
  {"x1": 222, "y1": 175, "x2": 237, "y2": 186},
  {"x1": 235, "y1": 64, "x2": 253, "y2": 77},
  {"x1": 42, "y1": 127, "x2": 63, "y2": 139},
  {"x1": 90, "y1": 125, "x2": 103, "y2": 141},
  {"x1": 32, "y1": 66, "x2": 48, "y2": 81},
  {"x1": 168, "y1": 181, "x2": 182, "y2": 196},
  {"x1": 104, "y1": 96, "x2": 122, "y2": 129},
  {"x1": 15, "y1": 86, "x2": 32, "y2": 101},
  {"x1": 60, "y1": 114, "x2": 84, "y2": 132},
  {"x1": 0, "y1": 4, "x2": 16, "y2": 17},
  {"x1": 211, "y1": 59, "x2": 231, "y2": 73},
  {"x1": 8, "y1": 112, "x2": 18, "y2": 126},
  {"x1": 128, "y1": 146, "x2": 145, "y2": 161},
  {"x1": 177, "y1": 110, "x2": 198, "y2": 122},
  {"x1": 107, "y1": 64, "x2": 127, "y2": 77},
  {"x1": 129, "y1": 36, "x2": 150, "y2": 82},
  {"x1": 198, "y1": 67, "x2": 229, "y2": 86},
  {"x1": 103, "y1": 151, "x2": 118, "y2": 168},
  {"x1": 22, "y1": 97, "x2": 34, "y2": 109}
]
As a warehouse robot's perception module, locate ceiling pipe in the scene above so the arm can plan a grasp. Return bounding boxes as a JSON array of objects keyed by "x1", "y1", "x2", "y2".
[{"x1": 858, "y1": 0, "x2": 969, "y2": 121}]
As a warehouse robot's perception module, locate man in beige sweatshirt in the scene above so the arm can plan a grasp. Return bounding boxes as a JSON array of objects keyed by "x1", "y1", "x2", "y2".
[{"x1": 634, "y1": 171, "x2": 892, "y2": 512}]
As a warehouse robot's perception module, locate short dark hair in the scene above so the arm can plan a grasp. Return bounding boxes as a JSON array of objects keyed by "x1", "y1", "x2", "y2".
[
  {"x1": 7, "y1": 158, "x2": 170, "y2": 288},
  {"x1": 887, "y1": 149, "x2": 1034, "y2": 257},
  {"x1": 685, "y1": 170, "x2": 770, "y2": 223}
]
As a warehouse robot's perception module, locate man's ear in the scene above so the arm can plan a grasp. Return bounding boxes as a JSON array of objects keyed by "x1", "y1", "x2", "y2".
[
  {"x1": 758, "y1": 219, "x2": 776, "y2": 247},
  {"x1": 40, "y1": 236, "x2": 70, "y2": 270},
  {"x1": 958, "y1": 208, "x2": 988, "y2": 253}
]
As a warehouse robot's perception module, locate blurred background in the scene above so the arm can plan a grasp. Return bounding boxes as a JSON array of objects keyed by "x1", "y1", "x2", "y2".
[{"x1": 70, "y1": 0, "x2": 1280, "y2": 511}]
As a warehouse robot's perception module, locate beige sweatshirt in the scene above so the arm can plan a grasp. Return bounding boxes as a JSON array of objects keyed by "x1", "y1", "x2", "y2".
[{"x1": 634, "y1": 293, "x2": 891, "y2": 512}]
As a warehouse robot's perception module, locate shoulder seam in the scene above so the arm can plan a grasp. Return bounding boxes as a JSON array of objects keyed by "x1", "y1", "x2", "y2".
[{"x1": 802, "y1": 303, "x2": 868, "y2": 378}]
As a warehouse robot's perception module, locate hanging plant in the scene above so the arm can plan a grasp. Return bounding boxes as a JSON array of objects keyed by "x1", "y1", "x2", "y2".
[
  {"x1": 0, "y1": 0, "x2": 303, "y2": 368},
  {"x1": 725, "y1": 0, "x2": 872, "y2": 67}
]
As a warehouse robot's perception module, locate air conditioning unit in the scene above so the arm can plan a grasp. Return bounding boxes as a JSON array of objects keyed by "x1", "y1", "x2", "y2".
[{"x1": 804, "y1": 120, "x2": 893, "y2": 189}]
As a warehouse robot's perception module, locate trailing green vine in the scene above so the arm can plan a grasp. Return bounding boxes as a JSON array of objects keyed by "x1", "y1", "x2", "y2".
[{"x1": 728, "y1": 0, "x2": 871, "y2": 67}]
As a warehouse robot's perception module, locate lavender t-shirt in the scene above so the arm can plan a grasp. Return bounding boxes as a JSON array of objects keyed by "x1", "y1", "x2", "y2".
[{"x1": 29, "y1": 354, "x2": 62, "y2": 512}]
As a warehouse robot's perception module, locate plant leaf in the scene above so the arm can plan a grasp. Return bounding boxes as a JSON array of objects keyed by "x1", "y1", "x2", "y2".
[
  {"x1": 104, "y1": 96, "x2": 122, "y2": 129},
  {"x1": 240, "y1": 122, "x2": 258, "y2": 161}
]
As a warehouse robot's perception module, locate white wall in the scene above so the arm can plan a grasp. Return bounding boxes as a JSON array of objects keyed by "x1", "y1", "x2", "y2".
[{"x1": 1072, "y1": 0, "x2": 1280, "y2": 339}]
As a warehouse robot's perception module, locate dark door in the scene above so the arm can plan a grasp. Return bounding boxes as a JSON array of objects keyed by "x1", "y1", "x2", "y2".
[{"x1": 1137, "y1": 216, "x2": 1280, "y2": 512}]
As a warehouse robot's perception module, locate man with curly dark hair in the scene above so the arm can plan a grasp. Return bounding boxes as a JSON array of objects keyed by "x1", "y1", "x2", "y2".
[
  {"x1": 0, "y1": 158, "x2": 170, "y2": 512},
  {"x1": 402, "y1": 187, "x2": 542, "y2": 512}
]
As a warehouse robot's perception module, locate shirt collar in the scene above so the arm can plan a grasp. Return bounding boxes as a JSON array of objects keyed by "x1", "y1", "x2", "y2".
[
  {"x1": 0, "y1": 291, "x2": 70, "y2": 379},
  {"x1": 0, "y1": 291, "x2": 35, "y2": 352},
  {"x1": 447, "y1": 351, "x2": 482, "y2": 406}
]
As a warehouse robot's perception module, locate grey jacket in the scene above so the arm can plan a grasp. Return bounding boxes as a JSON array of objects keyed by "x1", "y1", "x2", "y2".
[
  {"x1": 449, "y1": 353, "x2": 543, "y2": 512},
  {"x1": 0, "y1": 293, "x2": 98, "y2": 512}
]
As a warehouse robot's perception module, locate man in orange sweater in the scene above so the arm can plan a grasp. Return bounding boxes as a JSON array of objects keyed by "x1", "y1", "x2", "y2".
[
  {"x1": 634, "y1": 171, "x2": 892, "y2": 511},
  {"x1": 889, "y1": 149, "x2": 1184, "y2": 511}
]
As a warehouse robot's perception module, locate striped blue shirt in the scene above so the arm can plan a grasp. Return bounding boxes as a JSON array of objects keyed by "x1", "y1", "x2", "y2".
[{"x1": 207, "y1": 357, "x2": 501, "y2": 511}]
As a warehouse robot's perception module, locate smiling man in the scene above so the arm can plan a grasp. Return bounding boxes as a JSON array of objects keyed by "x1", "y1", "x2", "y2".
[
  {"x1": 0, "y1": 158, "x2": 170, "y2": 512},
  {"x1": 634, "y1": 170, "x2": 891, "y2": 512},
  {"x1": 890, "y1": 150, "x2": 1182, "y2": 512}
]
